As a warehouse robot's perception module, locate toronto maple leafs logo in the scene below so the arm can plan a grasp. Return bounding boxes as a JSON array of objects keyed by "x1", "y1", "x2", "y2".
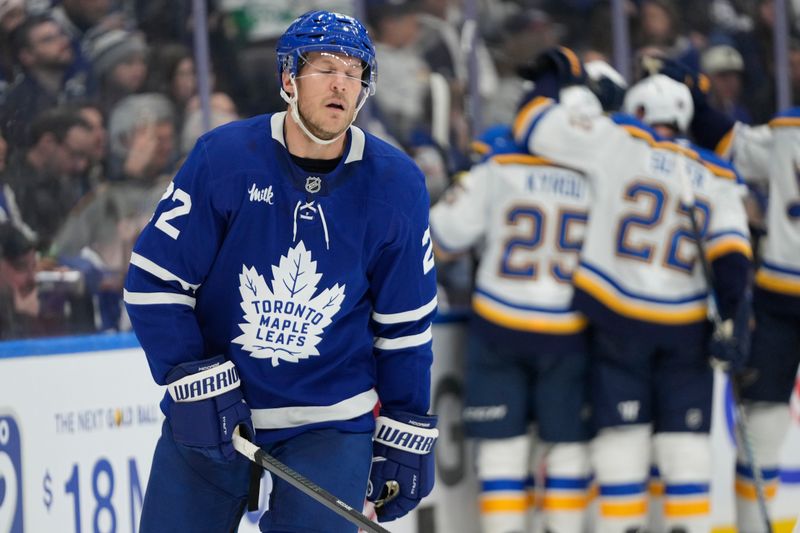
[{"x1": 232, "y1": 241, "x2": 346, "y2": 366}]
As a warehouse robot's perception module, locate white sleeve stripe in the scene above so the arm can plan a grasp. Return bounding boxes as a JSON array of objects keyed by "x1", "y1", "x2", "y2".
[
  {"x1": 123, "y1": 290, "x2": 196, "y2": 308},
  {"x1": 372, "y1": 296, "x2": 438, "y2": 324},
  {"x1": 130, "y1": 252, "x2": 200, "y2": 291},
  {"x1": 374, "y1": 325, "x2": 432, "y2": 350}
]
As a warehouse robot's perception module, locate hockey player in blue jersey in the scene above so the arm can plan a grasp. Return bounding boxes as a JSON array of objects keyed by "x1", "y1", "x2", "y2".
[
  {"x1": 123, "y1": 10, "x2": 439, "y2": 532},
  {"x1": 513, "y1": 48, "x2": 751, "y2": 533}
]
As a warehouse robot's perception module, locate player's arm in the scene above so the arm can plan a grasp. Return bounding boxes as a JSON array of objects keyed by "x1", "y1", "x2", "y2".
[
  {"x1": 701, "y1": 159, "x2": 753, "y2": 309},
  {"x1": 366, "y1": 175, "x2": 439, "y2": 521},
  {"x1": 429, "y1": 164, "x2": 490, "y2": 261},
  {"x1": 124, "y1": 139, "x2": 252, "y2": 460},
  {"x1": 512, "y1": 47, "x2": 608, "y2": 172},
  {"x1": 639, "y1": 54, "x2": 739, "y2": 154}
]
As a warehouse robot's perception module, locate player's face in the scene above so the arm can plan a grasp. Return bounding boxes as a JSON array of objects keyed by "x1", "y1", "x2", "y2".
[{"x1": 291, "y1": 51, "x2": 366, "y2": 140}]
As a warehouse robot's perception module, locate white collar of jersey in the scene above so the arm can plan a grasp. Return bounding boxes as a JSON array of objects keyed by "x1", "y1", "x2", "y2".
[{"x1": 270, "y1": 112, "x2": 366, "y2": 164}]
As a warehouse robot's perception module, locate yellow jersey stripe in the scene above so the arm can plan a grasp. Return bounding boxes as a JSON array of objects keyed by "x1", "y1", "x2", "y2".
[
  {"x1": 490, "y1": 154, "x2": 553, "y2": 166},
  {"x1": 706, "y1": 238, "x2": 753, "y2": 262},
  {"x1": 573, "y1": 270, "x2": 707, "y2": 324},
  {"x1": 755, "y1": 270, "x2": 800, "y2": 296},
  {"x1": 769, "y1": 117, "x2": 800, "y2": 128},
  {"x1": 714, "y1": 128, "x2": 735, "y2": 158},
  {"x1": 701, "y1": 160, "x2": 737, "y2": 180},
  {"x1": 471, "y1": 140, "x2": 490, "y2": 155},
  {"x1": 512, "y1": 97, "x2": 552, "y2": 139},
  {"x1": 473, "y1": 295, "x2": 587, "y2": 334}
]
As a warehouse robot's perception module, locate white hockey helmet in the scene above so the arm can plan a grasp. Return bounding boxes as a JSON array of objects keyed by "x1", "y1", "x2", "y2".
[{"x1": 623, "y1": 74, "x2": 694, "y2": 133}]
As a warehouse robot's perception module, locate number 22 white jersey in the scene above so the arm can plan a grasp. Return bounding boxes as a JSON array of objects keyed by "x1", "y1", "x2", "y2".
[{"x1": 513, "y1": 98, "x2": 752, "y2": 342}]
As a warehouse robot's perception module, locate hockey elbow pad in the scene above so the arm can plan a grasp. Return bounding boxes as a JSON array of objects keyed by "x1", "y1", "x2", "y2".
[
  {"x1": 166, "y1": 355, "x2": 253, "y2": 462},
  {"x1": 367, "y1": 410, "x2": 438, "y2": 522}
]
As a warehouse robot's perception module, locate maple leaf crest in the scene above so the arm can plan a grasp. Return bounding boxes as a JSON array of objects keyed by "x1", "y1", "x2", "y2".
[{"x1": 232, "y1": 241, "x2": 346, "y2": 366}]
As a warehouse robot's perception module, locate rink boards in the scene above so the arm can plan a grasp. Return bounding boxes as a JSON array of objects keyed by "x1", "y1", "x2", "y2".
[{"x1": 0, "y1": 320, "x2": 798, "y2": 533}]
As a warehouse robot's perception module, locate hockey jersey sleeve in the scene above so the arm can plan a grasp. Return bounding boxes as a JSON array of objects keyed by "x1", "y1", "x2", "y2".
[
  {"x1": 369, "y1": 185, "x2": 438, "y2": 416},
  {"x1": 702, "y1": 161, "x2": 753, "y2": 319},
  {"x1": 512, "y1": 96, "x2": 611, "y2": 174},
  {"x1": 428, "y1": 164, "x2": 490, "y2": 254},
  {"x1": 717, "y1": 123, "x2": 773, "y2": 184},
  {"x1": 124, "y1": 139, "x2": 227, "y2": 384}
]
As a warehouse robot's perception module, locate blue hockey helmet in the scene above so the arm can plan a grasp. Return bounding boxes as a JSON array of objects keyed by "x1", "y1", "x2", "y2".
[{"x1": 276, "y1": 10, "x2": 378, "y2": 95}]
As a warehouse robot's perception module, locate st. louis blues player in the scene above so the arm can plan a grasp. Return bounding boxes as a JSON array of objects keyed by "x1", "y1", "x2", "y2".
[
  {"x1": 643, "y1": 56, "x2": 800, "y2": 531},
  {"x1": 124, "y1": 10, "x2": 438, "y2": 532},
  {"x1": 513, "y1": 48, "x2": 751, "y2": 533},
  {"x1": 431, "y1": 138, "x2": 594, "y2": 532}
]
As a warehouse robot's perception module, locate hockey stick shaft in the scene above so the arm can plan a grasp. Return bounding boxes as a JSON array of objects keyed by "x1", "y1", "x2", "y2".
[
  {"x1": 678, "y1": 160, "x2": 773, "y2": 533},
  {"x1": 232, "y1": 430, "x2": 390, "y2": 533}
]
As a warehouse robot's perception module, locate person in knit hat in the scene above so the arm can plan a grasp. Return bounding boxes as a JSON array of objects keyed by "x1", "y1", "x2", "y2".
[{"x1": 86, "y1": 28, "x2": 148, "y2": 113}]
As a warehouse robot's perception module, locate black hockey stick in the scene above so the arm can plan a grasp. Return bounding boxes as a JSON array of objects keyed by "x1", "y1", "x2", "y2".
[
  {"x1": 231, "y1": 429, "x2": 391, "y2": 533},
  {"x1": 678, "y1": 160, "x2": 774, "y2": 533}
]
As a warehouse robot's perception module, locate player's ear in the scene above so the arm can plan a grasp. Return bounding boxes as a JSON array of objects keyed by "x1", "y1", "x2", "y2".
[{"x1": 281, "y1": 71, "x2": 294, "y2": 97}]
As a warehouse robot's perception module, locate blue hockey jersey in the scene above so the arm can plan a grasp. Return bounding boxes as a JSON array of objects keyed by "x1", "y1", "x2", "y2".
[{"x1": 124, "y1": 112, "x2": 438, "y2": 443}]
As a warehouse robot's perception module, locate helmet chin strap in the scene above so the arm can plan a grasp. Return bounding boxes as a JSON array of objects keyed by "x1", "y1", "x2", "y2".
[{"x1": 280, "y1": 76, "x2": 369, "y2": 146}]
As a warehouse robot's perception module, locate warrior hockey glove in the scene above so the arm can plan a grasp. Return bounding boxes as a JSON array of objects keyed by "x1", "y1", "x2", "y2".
[
  {"x1": 166, "y1": 355, "x2": 253, "y2": 462},
  {"x1": 367, "y1": 410, "x2": 438, "y2": 522}
]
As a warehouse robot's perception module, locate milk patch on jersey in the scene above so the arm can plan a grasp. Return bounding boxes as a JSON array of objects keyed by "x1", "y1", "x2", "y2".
[{"x1": 233, "y1": 241, "x2": 345, "y2": 366}]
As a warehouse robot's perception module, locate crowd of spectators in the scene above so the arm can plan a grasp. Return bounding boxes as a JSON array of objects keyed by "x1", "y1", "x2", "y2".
[{"x1": 0, "y1": 0, "x2": 795, "y2": 340}]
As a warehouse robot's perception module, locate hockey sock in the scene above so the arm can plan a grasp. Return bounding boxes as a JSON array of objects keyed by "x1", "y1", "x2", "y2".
[
  {"x1": 477, "y1": 435, "x2": 532, "y2": 533},
  {"x1": 590, "y1": 425, "x2": 651, "y2": 533},
  {"x1": 735, "y1": 402, "x2": 788, "y2": 532},
  {"x1": 654, "y1": 432, "x2": 711, "y2": 533}
]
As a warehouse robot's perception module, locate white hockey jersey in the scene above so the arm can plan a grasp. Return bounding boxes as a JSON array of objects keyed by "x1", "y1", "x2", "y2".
[
  {"x1": 430, "y1": 153, "x2": 589, "y2": 349},
  {"x1": 724, "y1": 109, "x2": 800, "y2": 314},
  {"x1": 513, "y1": 98, "x2": 752, "y2": 341}
]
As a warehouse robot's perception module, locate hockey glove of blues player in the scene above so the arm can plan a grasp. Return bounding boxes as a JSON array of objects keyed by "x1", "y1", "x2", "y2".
[
  {"x1": 638, "y1": 54, "x2": 734, "y2": 148},
  {"x1": 367, "y1": 410, "x2": 438, "y2": 522},
  {"x1": 166, "y1": 355, "x2": 253, "y2": 462},
  {"x1": 517, "y1": 46, "x2": 586, "y2": 86},
  {"x1": 638, "y1": 54, "x2": 711, "y2": 102},
  {"x1": 709, "y1": 298, "x2": 752, "y2": 372},
  {"x1": 709, "y1": 322, "x2": 747, "y2": 372}
]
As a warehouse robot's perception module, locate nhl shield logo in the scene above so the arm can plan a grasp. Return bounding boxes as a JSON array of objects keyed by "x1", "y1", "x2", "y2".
[{"x1": 305, "y1": 176, "x2": 322, "y2": 193}]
